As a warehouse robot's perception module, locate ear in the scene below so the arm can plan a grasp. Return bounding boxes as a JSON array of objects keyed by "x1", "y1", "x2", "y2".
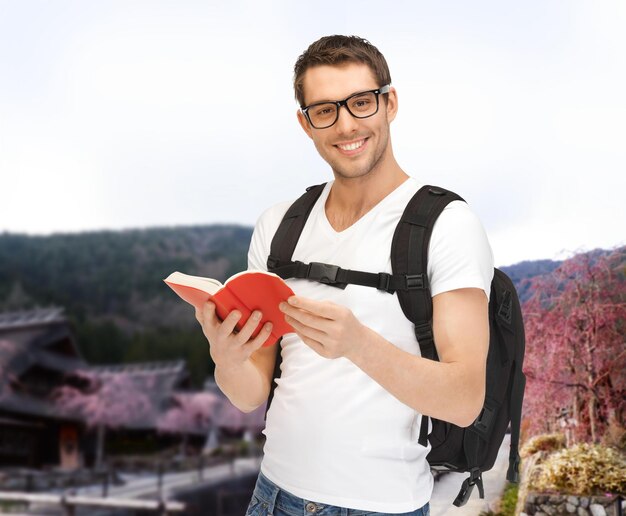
[
  {"x1": 297, "y1": 110, "x2": 313, "y2": 139},
  {"x1": 385, "y1": 86, "x2": 398, "y2": 123}
]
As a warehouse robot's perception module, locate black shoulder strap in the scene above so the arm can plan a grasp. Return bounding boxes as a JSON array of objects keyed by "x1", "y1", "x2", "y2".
[
  {"x1": 394, "y1": 185, "x2": 465, "y2": 446},
  {"x1": 392, "y1": 185, "x2": 464, "y2": 355},
  {"x1": 267, "y1": 183, "x2": 327, "y2": 270},
  {"x1": 265, "y1": 336, "x2": 282, "y2": 422},
  {"x1": 264, "y1": 183, "x2": 326, "y2": 422},
  {"x1": 496, "y1": 269, "x2": 526, "y2": 483}
]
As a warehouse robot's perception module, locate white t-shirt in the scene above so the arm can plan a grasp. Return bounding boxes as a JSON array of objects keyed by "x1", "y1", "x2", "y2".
[{"x1": 247, "y1": 176, "x2": 494, "y2": 513}]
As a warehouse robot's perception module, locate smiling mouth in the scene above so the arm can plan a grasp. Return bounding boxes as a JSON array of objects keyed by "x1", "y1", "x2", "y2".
[{"x1": 335, "y1": 137, "x2": 368, "y2": 153}]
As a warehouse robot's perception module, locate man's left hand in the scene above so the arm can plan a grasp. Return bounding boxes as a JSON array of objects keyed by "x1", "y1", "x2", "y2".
[{"x1": 278, "y1": 296, "x2": 368, "y2": 359}]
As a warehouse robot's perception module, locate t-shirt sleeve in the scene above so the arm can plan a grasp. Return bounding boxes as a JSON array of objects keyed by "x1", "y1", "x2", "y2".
[
  {"x1": 427, "y1": 200, "x2": 494, "y2": 302},
  {"x1": 247, "y1": 200, "x2": 294, "y2": 272}
]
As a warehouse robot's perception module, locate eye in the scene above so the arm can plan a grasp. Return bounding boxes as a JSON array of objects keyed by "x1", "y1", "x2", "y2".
[
  {"x1": 314, "y1": 106, "x2": 335, "y2": 117},
  {"x1": 349, "y1": 94, "x2": 374, "y2": 110}
]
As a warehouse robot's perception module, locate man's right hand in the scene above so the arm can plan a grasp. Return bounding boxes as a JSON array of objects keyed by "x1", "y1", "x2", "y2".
[{"x1": 195, "y1": 301, "x2": 274, "y2": 369}]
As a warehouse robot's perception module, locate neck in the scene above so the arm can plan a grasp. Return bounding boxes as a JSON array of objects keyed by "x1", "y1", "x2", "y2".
[{"x1": 327, "y1": 154, "x2": 409, "y2": 216}]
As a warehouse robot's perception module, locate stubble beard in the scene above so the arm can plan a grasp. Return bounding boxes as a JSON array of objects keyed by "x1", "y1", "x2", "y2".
[{"x1": 320, "y1": 123, "x2": 391, "y2": 182}]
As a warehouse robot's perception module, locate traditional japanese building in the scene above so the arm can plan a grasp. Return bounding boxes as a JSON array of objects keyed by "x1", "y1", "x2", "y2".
[
  {"x1": 0, "y1": 308, "x2": 195, "y2": 468},
  {"x1": 0, "y1": 307, "x2": 266, "y2": 470},
  {"x1": 0, "y1": 306, "x2": 85, "y2": 467}
]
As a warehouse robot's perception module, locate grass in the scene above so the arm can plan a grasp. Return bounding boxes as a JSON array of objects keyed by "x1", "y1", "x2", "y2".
[{"x1": 478, "y1": 481, "x2": 519, "y2": 516}]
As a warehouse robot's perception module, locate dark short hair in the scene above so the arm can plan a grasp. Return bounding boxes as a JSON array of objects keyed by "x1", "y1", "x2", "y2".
[{"x1": 293, "y1": 35, "x2": 392, "y2": 107}]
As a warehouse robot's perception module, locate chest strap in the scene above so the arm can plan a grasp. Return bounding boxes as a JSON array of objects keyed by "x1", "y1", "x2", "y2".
[{"x1": 268, "y1": 257, "x2": 429, "y2": 294}]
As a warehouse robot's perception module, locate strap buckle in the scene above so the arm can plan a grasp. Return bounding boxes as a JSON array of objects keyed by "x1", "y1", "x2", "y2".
[
  {"x1": 414, "y1": 322, "x2": 433, "y2": 342},
  {"x1": 506, "y1": 454, "x2": 521, "y2": 483},
  {"x1": 453, "y1": 467, "x2": 484, "y2": 507},
  {"x1": 406, "y1": 273, "x2": 428, "y2": 289},
  {"x1": 377, "y1": 273, "x2": 392, "y2": 292},
  {"x1": 307, "y1": 262, "x2": 340, "y2": 285},
  {"x1": 473, "y1": 405, "x2": 495, "y2": 434}
]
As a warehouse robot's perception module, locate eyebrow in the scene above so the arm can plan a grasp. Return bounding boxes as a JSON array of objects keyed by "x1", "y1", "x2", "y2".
[{"x1": 305, "y1": 87, "x2": 378, "y2": 107}]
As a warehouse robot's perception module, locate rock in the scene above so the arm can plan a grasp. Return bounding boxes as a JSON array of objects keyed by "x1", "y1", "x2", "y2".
[
  {"x1": 566, "y1": 503, "x2": 577, "y2": 513},
  {"x1": 580, "y1": 497, "x2": 590, "y2": 509},
  {"x1": 577, "y1": 508, "x2": 589, "y2": 516},
  {"x1": 589, "y1": 504, "x2": 606, "y2": 516},
  {"x1": 567, "y1": 496, "x2": 579, "y2": 506}
]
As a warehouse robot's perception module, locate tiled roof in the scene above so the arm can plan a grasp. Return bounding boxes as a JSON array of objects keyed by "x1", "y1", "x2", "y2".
[{"x1": 0, "y1": 307, "x2": 66, "y2": 331}]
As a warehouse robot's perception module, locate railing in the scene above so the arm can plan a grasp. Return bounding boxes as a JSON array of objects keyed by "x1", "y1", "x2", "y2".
[
  {"x1": 0, "y1": 491, "x2": 185, "y2": 515},
  {"x1": 0, "y1": 454, "x2": 263, "y2": 515}
]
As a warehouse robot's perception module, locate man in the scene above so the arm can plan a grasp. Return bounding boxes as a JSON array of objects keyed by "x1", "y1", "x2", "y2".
[{"x1": 196, "y1": 35, "x2": 494, "y2": 515}]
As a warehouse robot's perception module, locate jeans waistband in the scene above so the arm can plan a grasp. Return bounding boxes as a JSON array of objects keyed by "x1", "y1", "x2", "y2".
[{"x1": 251, "y1": 470, "x2": 429, "y2": 516}]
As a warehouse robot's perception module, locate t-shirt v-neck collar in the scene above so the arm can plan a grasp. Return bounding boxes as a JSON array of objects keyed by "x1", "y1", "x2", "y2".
[{"x1": 318, "y1": 177, "x2": 413, "y2": 237}]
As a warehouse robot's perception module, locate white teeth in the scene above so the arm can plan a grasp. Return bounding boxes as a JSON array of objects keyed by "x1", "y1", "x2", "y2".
[{"x1": 338, "y1": 139, "x2": 365, "y2": 151}]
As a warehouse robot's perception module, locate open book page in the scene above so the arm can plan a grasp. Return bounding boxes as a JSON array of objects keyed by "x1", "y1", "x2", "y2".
[
  {"x1": 164, "y1": 271, "x2": 223, "y2": 292},
  {"x1": 163, "y1": 272, "x2": 223, "y2": 310}
]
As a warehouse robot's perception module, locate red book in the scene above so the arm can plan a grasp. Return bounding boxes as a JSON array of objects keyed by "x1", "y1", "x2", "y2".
[{"x1": 163, "y1": 270, "x2": 295, "y2": 347}]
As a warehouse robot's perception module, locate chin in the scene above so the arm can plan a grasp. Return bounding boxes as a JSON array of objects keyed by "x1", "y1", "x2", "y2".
[{"x1": 332, "y1": 166, "x2": 375, "y2": 180}]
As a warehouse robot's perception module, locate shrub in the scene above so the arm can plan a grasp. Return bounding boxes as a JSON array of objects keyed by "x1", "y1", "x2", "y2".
[
  {"x1": 479, "y1": 482, "x2": 520, "y2": 516},
  {"x1": 520, "y1": 433, "x2": 566, "y2": 458},
  {"x1": 530, "y1": 442, "x2": 626, "y2": 495}
]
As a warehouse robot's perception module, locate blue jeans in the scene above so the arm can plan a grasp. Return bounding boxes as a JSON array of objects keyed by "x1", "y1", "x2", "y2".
[{"x1": 245, "y1": 470, "x2": 430, "y2": 516}]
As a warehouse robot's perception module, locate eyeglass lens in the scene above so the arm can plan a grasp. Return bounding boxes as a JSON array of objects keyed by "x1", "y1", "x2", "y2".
[{"x1": 308, "y1": 91, "x2": 378, "y2": 128}]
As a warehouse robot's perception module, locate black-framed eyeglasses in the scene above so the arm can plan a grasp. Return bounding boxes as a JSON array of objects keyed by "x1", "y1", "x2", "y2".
[{"x1": 301, "y1": 84, "x2": 390, "y2": 129}]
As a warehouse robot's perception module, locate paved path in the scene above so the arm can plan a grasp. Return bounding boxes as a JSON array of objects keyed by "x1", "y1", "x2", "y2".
[
  {"x1": 429, "y1": 433, "x2": 511, "y2": 515},
  {"x1": 21, "y1": 457, "x2": 262, "y2": 515}
]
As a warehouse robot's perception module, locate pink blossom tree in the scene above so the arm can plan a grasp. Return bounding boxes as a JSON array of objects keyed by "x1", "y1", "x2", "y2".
[
  {"x1": 522, "y1": 247, "x2": 626, "y2": 445},
  {"x1": 157, "y1": 392, "x2": 267, "y2": 455},
  {"x1": 52, "y1": 370, "x2": 156, "y2": 468},
  {"x1": 157, "y1": 391, "x2": 222, "y2": 455},
  {"x1": 214, "y1": 400, "x2": 267, "y2": 435}
]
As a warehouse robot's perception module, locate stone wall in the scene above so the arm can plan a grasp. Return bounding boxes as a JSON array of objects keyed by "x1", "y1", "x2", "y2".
[{"x1": 520, "y1": 492, "x2": 625, "y2": 516}]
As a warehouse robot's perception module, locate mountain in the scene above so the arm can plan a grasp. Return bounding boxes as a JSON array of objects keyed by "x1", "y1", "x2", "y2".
[
  {"x1": 0, "y1": 225, "x2": 252, "y2": 386},
  {"x1": 1, "y1": 224, "x2": 615, "y2": 385},
  {"x1": 499, "y1": 259, "x2": 562, "y2": 303}
]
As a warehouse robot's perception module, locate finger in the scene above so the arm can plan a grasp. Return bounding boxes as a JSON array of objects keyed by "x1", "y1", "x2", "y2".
[
  {"x1": 283, "y1": 306, "x2": 332, "y2": 334},
  {"x1": 201, "y1": 301, "x2": 215, "y2": 321},
  {"x1": 300, "y1": 334, "x2": 325, "y2": 356},
  {"x1": 217, "y1": 310, "x2": 243, "y2": 338},
  {"x1": 235, "y1": 310, "x2": 263, "y2": 344},
  {"x1": 286, "y1": 296, "x2": 336, "y2": 319},
  {"x1": 200, "y1": 302, "x2": 223, "y2": 332},
  {"x1": 284, "y1": 313, "x2": 327, "y2": 342},
  {"x1": 245, "y1": 321, "x2": 274, "y2": 351}
]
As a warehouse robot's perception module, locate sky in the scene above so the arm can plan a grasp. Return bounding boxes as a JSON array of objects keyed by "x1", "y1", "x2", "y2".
[{"x1": 0, "y1": 1, "x2": 624, "y2": 267}]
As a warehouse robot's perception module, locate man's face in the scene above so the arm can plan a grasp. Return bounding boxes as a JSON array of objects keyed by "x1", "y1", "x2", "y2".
[{"x1": 297, "y1": 62, "x2": 398, "y2": 181}]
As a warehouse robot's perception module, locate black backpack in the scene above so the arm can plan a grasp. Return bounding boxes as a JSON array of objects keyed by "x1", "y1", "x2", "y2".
[{"x1": 264, "y1": 183, "x2": 526, "y2": 507}]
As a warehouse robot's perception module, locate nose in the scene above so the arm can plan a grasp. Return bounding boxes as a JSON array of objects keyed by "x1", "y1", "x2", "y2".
[{"x1": 334, "y1": 104, "x2": 359, "y2": 135}]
